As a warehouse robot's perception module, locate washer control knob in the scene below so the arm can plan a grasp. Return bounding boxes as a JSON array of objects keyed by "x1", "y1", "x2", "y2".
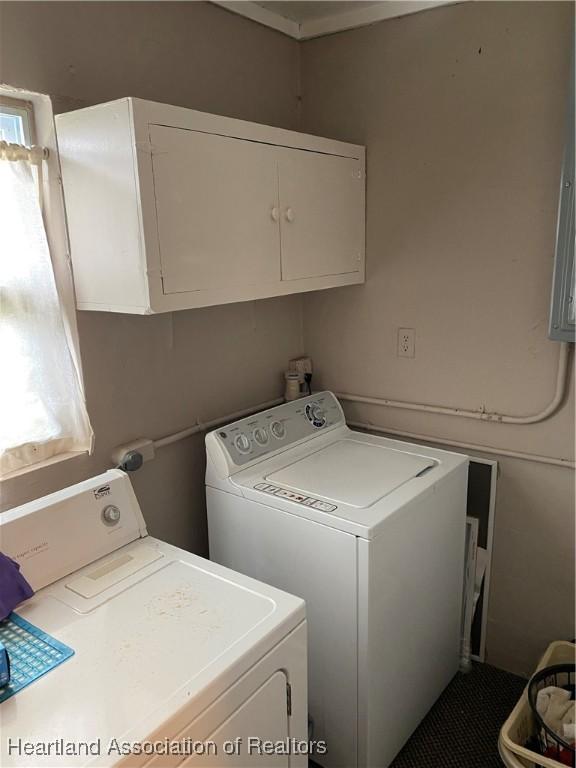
[
  {"x1": 305, "y1": 402, "x2": 326, "y2": 428},
  {"x1": 270, "y1": 420, "x2": 286, "y2": 440},
  {"x1": 102, "y1": 505, "x2": 121, "y2": 526},
  {"x1": 234, "y1": 433, "x2": 251, "y2": 454},
  {"x1": 253, "y1": 427, "x2": 269, "y2": 446}
]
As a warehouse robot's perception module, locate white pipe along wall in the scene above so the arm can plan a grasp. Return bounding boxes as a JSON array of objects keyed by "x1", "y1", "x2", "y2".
[
  {"x1": 347, "y1": 421, "x2": 575, "y2": 469},
  {"x1": 336, "y1": 342, "x2": 570, "y2": 424},
  {"x1": 338, "y1": 343, "x2": 574, "y2": 468},
  {"x1": 139, "y1": 384, "x2": 574, "y2": 469},
  {"x1": 153, "y1": 398, "x2": 284, "y2": 449}
]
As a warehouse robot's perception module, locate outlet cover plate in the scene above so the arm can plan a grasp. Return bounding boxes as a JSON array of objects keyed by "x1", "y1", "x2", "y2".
[{"x1": 397, "y1": 328, "x2": 415, "y2": 358}]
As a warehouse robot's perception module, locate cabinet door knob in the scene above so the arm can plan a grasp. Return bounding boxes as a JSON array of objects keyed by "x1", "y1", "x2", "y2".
[
  {"x1": 285, "y1": 207, "x2": 295, "y2": 223},
  {"x1": 271, "y1": 207, "x2": 280, "y2": 222}
]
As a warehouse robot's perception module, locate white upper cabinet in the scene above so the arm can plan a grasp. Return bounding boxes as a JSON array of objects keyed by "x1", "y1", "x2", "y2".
[{"x1": 56, "y1": 98, "x2": 365, "y2": 314}]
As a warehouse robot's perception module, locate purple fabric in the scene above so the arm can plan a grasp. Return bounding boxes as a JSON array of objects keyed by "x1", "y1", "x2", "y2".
[{"x1": 0, "y1": 553, "x2": 34, "y2": 620}]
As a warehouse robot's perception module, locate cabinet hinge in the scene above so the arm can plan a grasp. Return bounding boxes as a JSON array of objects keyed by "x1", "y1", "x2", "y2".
[{"x1": 286, "y1": 682, "x2": 292, "y2": 716}]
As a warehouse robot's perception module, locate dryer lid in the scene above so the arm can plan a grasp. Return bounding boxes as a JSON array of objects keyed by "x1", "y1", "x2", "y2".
[{"x1": 265, "y1": 439, "x2": 435, "y2": 508}]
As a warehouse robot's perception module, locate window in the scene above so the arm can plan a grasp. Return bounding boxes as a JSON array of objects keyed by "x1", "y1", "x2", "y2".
[
  {"x1": 0, "y1": 91, "x2": 93, "y2": 476},
  {"x1": 0, "y1": 97, "x2": 33, "y2": 145}
]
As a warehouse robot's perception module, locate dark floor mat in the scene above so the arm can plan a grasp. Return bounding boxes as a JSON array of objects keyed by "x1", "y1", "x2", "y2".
[{"x1": 390, "y1": 662, "x2": 527, "y2": 768}]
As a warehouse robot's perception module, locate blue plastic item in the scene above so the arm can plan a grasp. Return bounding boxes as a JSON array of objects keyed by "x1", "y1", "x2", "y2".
[
  {"x1": 0, "y1": 640, "x2": 10, "y2": 687},
  {"x1": 0, "y1": 613, "x2": 74, "y2": 703}
]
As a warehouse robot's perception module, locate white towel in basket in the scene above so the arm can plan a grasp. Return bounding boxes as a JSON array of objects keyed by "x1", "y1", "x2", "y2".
[
  {"x1": 536, "y1": 686, "x2": 576, "y2": 742},
  {"x1": 563, "y1": 702, "x2": 576, "y2": 741}
]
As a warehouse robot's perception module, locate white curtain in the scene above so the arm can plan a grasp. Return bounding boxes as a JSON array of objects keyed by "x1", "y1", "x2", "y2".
[{"x1": 0, "y1": 158, "x2": 93, "y2": 475}]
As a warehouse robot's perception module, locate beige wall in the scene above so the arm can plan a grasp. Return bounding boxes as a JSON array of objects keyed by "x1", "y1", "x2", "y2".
[
  {"x1": 1, "y1": 0, "x2": 573, "y2": 677},
  {"x1": 300, "y1": 1, "x2": 575, "y2": 675},
  {"x1": 0, "y1": 1, "x2": 304, "y2": 553},
  {"x1": 0, "y1": 1, "x2": 301, "y2": 127}
]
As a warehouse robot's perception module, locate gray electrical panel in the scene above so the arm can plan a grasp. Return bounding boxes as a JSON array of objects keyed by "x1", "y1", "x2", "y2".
[{"x1": 549, "y1": 60, "x2": 575, "y2": 343}]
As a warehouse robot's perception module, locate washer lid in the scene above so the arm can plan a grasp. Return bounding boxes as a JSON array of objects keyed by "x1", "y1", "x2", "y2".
[{"x1": 266, "y1": 439, "x2": 436, "y2": 507}]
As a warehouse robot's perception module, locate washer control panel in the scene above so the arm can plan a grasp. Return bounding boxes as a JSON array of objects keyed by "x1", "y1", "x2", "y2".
[
  {"x1": 254, "y1": 483, "x2": 337, "y2": 512},
  {"x1": 213, "y1": 392, "x2": 344, "y2": 467}
]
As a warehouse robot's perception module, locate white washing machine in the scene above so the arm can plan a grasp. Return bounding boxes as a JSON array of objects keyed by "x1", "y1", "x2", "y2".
[
  {"x1": 206, "y1": 392, "x2": 469, "y2": 768},
  {"x1": 1, "y1": 470, "x2": 307, "y2": 768}
]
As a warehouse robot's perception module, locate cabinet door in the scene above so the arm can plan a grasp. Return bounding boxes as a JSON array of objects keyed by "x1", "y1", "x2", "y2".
[
  {"x1": 179, "y1": 671, "x2": 290, "y2": 767},
  {"x1": 278, "y1": 147, "x2": 364, "y2": 281},
  {"x1": 150, "y1": 125, "x2": 281, "y2": 294}
]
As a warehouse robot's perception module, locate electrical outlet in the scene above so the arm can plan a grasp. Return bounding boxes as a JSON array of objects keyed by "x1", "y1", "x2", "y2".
[
  {"x1": 289, "y1": 356, "x2": 313, "y2": 378},
  {"x1": 397, "y1": 328, "x2": 415, "y2": 358}
]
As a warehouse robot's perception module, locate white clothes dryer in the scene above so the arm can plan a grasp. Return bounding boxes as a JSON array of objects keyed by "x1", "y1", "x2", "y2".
[{"x1": 1, "y1": 471, "x2": 307, "y2": 768}]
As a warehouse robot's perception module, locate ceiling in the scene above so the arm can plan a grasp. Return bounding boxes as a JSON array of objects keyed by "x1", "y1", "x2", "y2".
[
  {"x1": 214, "y1": 1, "x2": 461, "y2": 39},
  {"x1": 255, "y1": 1, "x2": 381, "y2": 24}
]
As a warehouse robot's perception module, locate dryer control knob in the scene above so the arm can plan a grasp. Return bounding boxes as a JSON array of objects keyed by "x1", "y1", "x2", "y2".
[
  {"x1": 102, "y1": 505, "x2": 121, "y2": 526},
  {"x1": 234, "y1": 433, "x2": 251, "y2": 454}
]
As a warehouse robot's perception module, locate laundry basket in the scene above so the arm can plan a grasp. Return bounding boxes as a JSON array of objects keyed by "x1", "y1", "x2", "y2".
[
  {"x1": 528, "y1": 664, "x2": 576, "y2": 765},
  {"x1": 499, "y1": 641, "x2": 576, "y2": 768}
]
